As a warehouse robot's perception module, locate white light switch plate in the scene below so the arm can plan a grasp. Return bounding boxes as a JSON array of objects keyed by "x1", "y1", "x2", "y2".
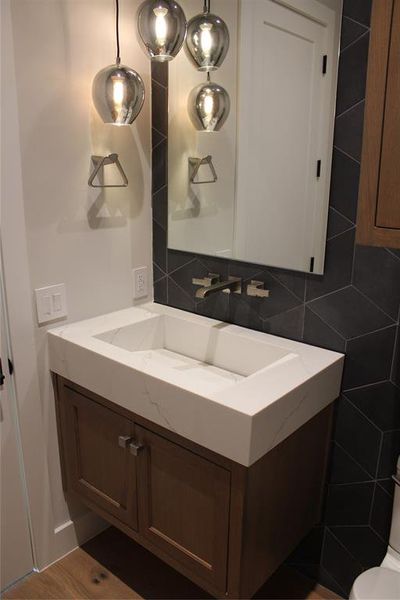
[
  {"x1": 35, "y1": 284, "x2": 67, "y2": 324},
  {"x1": 133, "y1": 267, "x2": 148, "y2": 300}
]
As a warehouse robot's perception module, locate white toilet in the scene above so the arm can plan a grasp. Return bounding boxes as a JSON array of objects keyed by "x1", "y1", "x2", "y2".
[{"x1": 350, "y1": 456, "x2": 400, "y2": 599}]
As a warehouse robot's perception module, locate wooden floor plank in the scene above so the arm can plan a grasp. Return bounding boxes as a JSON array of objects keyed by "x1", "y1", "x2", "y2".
[{"x1": 4, "y1": 527, "x2": 340, "y2": 600}]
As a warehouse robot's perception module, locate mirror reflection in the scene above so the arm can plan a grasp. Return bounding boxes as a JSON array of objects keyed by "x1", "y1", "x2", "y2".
[{"x1": 168, "y1": 0, "x2": 343, "y2": 274}]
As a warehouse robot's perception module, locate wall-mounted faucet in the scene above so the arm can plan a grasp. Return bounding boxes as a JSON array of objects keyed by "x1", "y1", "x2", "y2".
[
  {"x1": 192, "y1": 273, "x2": 271, "y2": 299},
  {"x1": 192, "y1": 273, "x2": 242, "y2": 299}
]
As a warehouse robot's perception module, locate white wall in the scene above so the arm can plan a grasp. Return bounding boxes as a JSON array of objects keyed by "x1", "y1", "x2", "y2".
[{"x1": 2, "y1": 0, "x2": 152, "y2": 568}]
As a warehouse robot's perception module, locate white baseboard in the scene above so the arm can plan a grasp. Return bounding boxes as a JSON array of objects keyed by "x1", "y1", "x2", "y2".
[{"x1": 40, "y1": 511, "x2": 109, "y2": 572}]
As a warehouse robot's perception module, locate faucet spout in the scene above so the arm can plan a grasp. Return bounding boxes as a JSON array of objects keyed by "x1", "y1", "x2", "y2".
[{"x1": 195, "y1": 276, "x2": 242, "y2": 299}]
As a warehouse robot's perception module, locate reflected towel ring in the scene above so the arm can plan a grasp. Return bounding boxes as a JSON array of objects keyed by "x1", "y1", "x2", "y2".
[{"x1": 189, "y1": 155, "x2": 218, "y2": 184}]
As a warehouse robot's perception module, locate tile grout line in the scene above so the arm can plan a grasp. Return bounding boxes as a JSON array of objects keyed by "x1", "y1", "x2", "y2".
[
  {"x1": 346, "y1": 322, "x2": 397, "y2": 343},
  {"x1": 338, "y1": 29, "x2": 370, "y2": 54},
  {"x1": 334, "y1": 440, "x2": 376, "y2": 481},
  {"x1": 333, "y1": 145, "x2": 361, "y2": 165},
  {"x1": 335, "y1": 97, "x2": 367, "y2": 120},
  {"x1": 351, "y1": 284, "x2": 398, "y2": 323},
  {"x1": 305, "y1": 304, "x2": 347, "y2": 343},
  {"x1": 342, "y1": 378, "x2": 393, "y2": 394},
  {"x1": 330, "y1": 205, "x2": 355, "y2": 226},
  {"x1": 389, "y1": 325, "x2": 399, "y2": 383},
  {"x1": 340, "y1": 394, "x2": 383, "y2": 434}
]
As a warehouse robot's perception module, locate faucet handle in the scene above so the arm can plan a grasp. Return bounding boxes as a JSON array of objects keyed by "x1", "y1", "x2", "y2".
[
  {"x1": 247, "y1": 280, "x2": 270, "y2": 298},
  {"x1": 192, "y1": 273, "x2": 220, "y2": 287}
]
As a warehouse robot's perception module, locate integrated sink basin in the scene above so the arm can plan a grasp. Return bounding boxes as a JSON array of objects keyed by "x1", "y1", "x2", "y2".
[
  {"x1": 48, "y1": 303, "x2": 344, "y2": 465},
  {"x1": 94, "y1": 313, "x2": 296, "y2": 395}
]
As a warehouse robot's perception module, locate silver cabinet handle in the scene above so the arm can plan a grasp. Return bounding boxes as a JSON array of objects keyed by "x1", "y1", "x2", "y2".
[
  {"x1": 118, "y1": 435, "x2": 133, "y2": 448},
  {"x1": 129, "y1": 441, "x2": 144, "y2": 456}
]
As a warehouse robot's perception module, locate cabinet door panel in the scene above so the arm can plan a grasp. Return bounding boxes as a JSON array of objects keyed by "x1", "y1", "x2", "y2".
[
  {"x1": 376, "y1": 0, "x2": 400, "y2": 229},
  {"x1": 136, "y1": 425, "x2": 230, "y2": 592},
  {"x1": 59, "y1": 384, "x2": 138, "y2": 530},
  {"x1": 357, "y1": 0, "x2": 400, "y2": 247}
]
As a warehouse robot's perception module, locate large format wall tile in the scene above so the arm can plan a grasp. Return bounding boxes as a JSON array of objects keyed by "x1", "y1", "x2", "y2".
[{"x1": 151, "y1": 2, "x2": 400, "y2": 593}]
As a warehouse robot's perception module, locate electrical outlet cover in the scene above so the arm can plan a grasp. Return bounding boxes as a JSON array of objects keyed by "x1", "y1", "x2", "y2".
[{"x1": 133, "y1": 267, "x2": 148, "y2": 300}]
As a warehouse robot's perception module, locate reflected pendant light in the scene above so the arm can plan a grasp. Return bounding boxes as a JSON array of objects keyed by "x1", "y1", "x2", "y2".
[
  {"x1": 137, "y1": 0, "x2": 187, "y2": 62},
  {"x1": 188, "y1": 76, "x2": 230, "y2": 132},
  {"x1": 186, "y1": 0, "x2": 229, "y2": 72},
  {"x1": 92, "y1": 0, "x2": 145, "y2": 125}
]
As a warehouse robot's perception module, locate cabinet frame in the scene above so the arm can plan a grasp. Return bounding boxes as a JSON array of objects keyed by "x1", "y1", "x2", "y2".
[
  {"x1": 54, "y1": 374, "x2": 333, "y2": 599},
  {"x1": 356, "y1": 0, "x2": 400, "y2": 248}
]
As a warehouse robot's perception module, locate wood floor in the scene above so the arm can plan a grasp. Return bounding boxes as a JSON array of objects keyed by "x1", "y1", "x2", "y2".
[{"x1": 4, "y1": 527, "x2": 339, "y2": 600}]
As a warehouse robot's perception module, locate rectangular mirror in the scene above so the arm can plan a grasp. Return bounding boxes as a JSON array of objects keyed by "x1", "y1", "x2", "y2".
[{"x1": 167, "y1": 0, "x2": 343, "y2": 274}]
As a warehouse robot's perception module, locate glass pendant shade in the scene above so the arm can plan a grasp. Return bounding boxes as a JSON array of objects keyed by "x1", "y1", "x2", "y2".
[
  {"x1": 188, "y1": 81, "x2": 230, "y2": 132},
  {"x1": 92, "y1": 64, "x2": 145, "y2": 125},
  {"x1": 186, "y1": 13, "x2": 229, "y2": 71},
  {"x1": 137, "y1": 0, "x2": 186, "y2": 62}
]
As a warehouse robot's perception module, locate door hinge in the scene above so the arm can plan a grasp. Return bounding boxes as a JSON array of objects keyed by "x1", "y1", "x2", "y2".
[
  {"x1": 310, "y1": 257, "x2": 315, "y2": 273},
  {"x1": 322, "y1": 55, "x2": 328, "y2": 74},
  {"x1": 316, "y1": 160, "x2": 322, "y2": 178},
  {"x1": 8, "y1": 359, "x2": 14, "y2": 376}
]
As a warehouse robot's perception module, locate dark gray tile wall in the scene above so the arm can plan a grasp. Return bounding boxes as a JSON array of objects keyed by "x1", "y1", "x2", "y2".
[{"x1": 150, "y1": 1, "x2": 400, "y2": 595}]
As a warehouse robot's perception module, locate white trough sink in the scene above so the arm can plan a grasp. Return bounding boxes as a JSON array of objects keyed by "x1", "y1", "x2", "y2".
[{"x1": 48, "y1": 303, "x2": 344, "y2": 466}]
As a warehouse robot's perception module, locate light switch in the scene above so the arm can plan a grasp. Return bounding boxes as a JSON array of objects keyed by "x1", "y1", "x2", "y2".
[{"x1": 35, "y1": 284, "x2": 67, "y2": 324}]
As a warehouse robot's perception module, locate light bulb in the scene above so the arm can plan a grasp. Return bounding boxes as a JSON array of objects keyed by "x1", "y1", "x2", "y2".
[
  {"x1": 154, "y1": 6, "x2": 168, "y2": 47},
  {"x1": 200, "y1": 23, "x2": 212, "y2": 58},
  {"x1": 204, "y1": 93, "x2": 214, "y2": 116},
  {"x1": 137, "y1": 0, "x2": 186, "y2": 62},
  {"x1": 113, "y1": 78, "x2": 124, "y2": 107},
  {"x1": 93, "y1": 65, "x2": 145, "y2": 126},
  {"x1": 188, "y1": 81, "x2": 230, "y2": 132},
  {"x1": 186, "y1": 13, "x2": 229, "y2": 72}
]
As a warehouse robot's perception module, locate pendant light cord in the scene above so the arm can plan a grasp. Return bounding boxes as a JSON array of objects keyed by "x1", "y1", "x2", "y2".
[
  {"x1": 203, "y1": 0, "x2": 211, "y2": 14},
  {"x1": 115, "y1": 0, "x2": 121, "y2": 65}
]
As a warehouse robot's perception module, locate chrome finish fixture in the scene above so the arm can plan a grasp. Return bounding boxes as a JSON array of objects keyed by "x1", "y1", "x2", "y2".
[
  {"x1": 118, "y1": 435, "x2": 133, "y2": 448},
  {"x1": 92, "y1": 65, "x2": 145, "y2": 126},
  {"x1": 246, "y1": 281, "x2": 270, "y2": 299},
  {"x1": 186, "y1": 1, "x2": 229, "y2": 72},
  {"x1": 192, "y1": 273, "x2": 242, "y2": 298},
  {"x1": 188, "y1": 79, "x2": 230, "y2": 132},
  {"x1": 192, "y1": 273, "x2": 220, "y2": 287},
  {"x1": 129, "y1": 441, "x2": 144, "y2": 456},
  {"x1": 93, "y1": 0, "x2": 145, "y2": 125},
  {"x1": 89, "y1": 154, "x2": 128, "y2": 188},
  {"x1": 189, "y1": 155, "x2": 217, "y2": 184},
  {"x1": 137, "y1": 0, "x2": 187, "y2": 62}
]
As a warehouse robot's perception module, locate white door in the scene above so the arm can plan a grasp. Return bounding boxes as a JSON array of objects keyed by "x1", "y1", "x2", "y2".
[
  {"x1": 235, "y1": 0, "x2": 338, "y2": 273},
  {"x1": 0, "y1": 262, "x2": 33, "y2": 591}
]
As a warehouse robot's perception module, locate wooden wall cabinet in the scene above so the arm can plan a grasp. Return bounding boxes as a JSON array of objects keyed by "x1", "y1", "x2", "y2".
[
  {"x1": 357, "y1": 0, "x2": 400, "y2": 248},
  {"x1": 54, "y1": 375, "x2": 332, "y2": 599}
]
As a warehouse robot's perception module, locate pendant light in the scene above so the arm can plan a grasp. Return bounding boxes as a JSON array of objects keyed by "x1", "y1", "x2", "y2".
[
  {"x1": 188, "y1": 75, "x2": 230, "y2": 132},
  {"x1": 185, "y1": 0, "x2": 229, "y2": 72},
  {"x1": 92, "y1": 0, "x2": 145, "y2": 126},
  {"x1": 137, "y1": 0, "x2": 187, "y2": 62}
]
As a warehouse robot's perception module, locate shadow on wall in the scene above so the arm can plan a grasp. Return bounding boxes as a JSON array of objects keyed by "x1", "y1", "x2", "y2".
[{"x1": 86, "y1": 108, "x2": 146, "y2": 230}]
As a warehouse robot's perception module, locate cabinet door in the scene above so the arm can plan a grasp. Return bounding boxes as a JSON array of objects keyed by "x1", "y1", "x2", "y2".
[
  {"x1": 357, "y1": 0, "x2": 400, "y2": 248},
  {"x1": 59, "y1": 384, "x2": 138, "y2": 530},
  {"x1": 376, "y1": 0, "x2": 400, "y2": 229},
  {"x1": 136, "y1": 426, "x2": 231, "y2": 592}
]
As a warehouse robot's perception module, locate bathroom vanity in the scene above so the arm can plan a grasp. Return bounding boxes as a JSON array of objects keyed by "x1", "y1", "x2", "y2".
[{"x1": 50, "y1": 303, "x2": 344, "y2": 599}]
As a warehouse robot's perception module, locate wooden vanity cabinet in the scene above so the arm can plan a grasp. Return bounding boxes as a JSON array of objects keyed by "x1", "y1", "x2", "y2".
[
  {"x1": 357, "y1": 0, "x2": 400, "y2": 248},
  {"x1": 54, "y1": 375, "x2": 333, "y2": 599},
  {"x1": 57, "y1": 383, "x2": 139, "y2": 531}
]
